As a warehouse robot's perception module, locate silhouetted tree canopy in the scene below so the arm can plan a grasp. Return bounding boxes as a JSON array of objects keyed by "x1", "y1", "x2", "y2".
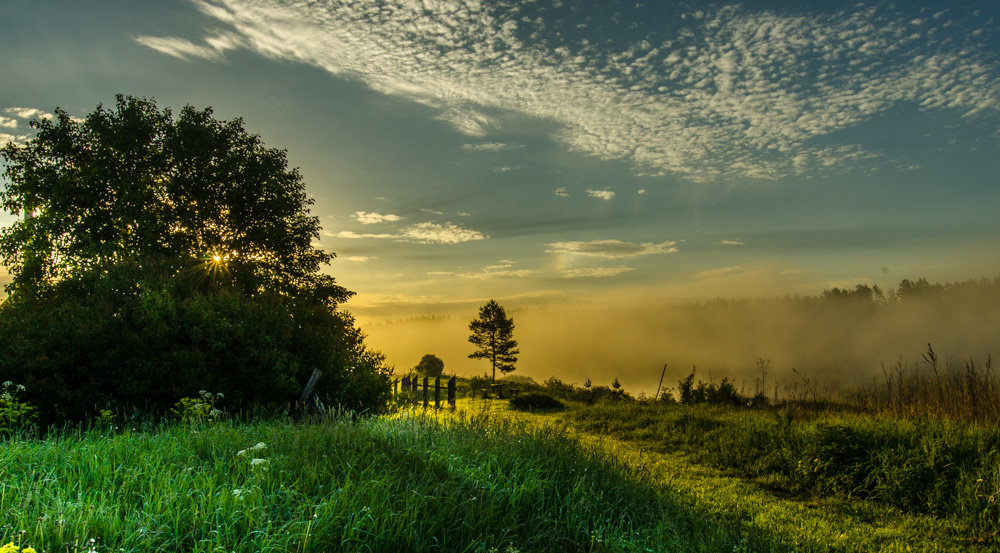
[
  {"x1": 822, "y1": 283, "x2": 885, "y2": 303},
  {"x1": 468, "y1": 299, "x2": 519, "y2": 383},
  {"x1": 0, "y1": 95, "x2": 389, "y2": 421},
  {"x1": 415, "y1": 354, "x2": 445, "y2": 378},
  {"x1": 0, "y1": 94, "x2": 349, "y2": 307}
]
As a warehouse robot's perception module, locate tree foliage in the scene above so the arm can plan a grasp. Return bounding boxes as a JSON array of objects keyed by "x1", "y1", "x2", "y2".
[
  {"x1": 468, "y1": 299, "x2": 519, "y2": 383},
  {"x1": 0, "y1": 94, "x2": 348, "y2": 307},
  {"x1": 0, "y1": 96, "x2": 389, "y2": 421},
  {"x1": 415, "y1": 354, "x2": 445, "y2": 378}
]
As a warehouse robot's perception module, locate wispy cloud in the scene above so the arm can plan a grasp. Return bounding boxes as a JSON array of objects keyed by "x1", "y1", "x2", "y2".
[
  {"x1": 0, "y1": 116, "x2": 16, "y2": 129},
  {"x1": 462, "y1": 142, "x2": 523, "y2": 151},
  {"x1": 554, "y1": 187, "x2": 569, "y2": 198},
  {"x1": 586, "y1": 189, "x2": 615, "y2": 201},
  {"x1": 561, "y1": 267, "x2": 635, "y2": 278},
  {"x1": 354, "y1": 211, "x2": 401, "y2": 224},
  {"x1": 332, "y1": 222, "x2": 486, "y2": 244},
  {"x1": 331, "y1": 230, "x2": 396, "y2": 240},
  {"x1": 718, "y1": 239, "x2": 744, "y2": 246},
  {"x1": 163, "y1": 1, "x2": 1000, "y2": 183},
  {"x1": 459, "y1": 270, "x2": 538, "y2": 280},
  {"x1": 694, "y1": 266, "x2": 745, "y2": 280},
  {"x1": 133, "y1": 31, "x2": 243, "y2": 61},
  {"x1": 546, "y1": 239, "x2": 678, "y2": 259}
]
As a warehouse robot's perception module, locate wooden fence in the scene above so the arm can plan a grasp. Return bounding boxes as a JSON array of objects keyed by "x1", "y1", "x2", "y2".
[{"x1": 393, "y1": 375, "x2": 457, "y2": 409}]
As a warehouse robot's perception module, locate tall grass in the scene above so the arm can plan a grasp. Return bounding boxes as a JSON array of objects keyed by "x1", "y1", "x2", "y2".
[
  {"x1": 567, "y1": 402, "x2": 1000, "y2": 542},
  {"x1": 0, "y1": 412, "x2": 775, "y2": 552},
  {"x1": 853, "y1": 345, "x2": 1000, "y2": 423}
]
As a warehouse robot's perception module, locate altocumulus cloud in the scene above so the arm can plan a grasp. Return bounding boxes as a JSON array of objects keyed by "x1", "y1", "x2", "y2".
[
  {"x1": 546, "y1": 240, "x2": 678, "y2": 259},
  {"x1": 354, "y1": 211, "x2": 402, "y2": 224},
  {"x1": 404, "y1": 222, "x2": 486, "y2": 244},
  {"x1": 138, "y1": 1, "x2": 1000, "y2": 183},
  {"x1": 586, "y1": 189, "x2": 615, "y2": 201}
]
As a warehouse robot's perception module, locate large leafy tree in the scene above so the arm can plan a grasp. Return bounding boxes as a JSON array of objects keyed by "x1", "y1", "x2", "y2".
[
  {"x1": 0, "y1": 94, "x2": 348, "y2": 306},
  {"x1": 468, "y1": 299, "x2": 519, "y2": 383},
  {"x1": 0, "y1": 95, "x2": 388, "y2": 421}
]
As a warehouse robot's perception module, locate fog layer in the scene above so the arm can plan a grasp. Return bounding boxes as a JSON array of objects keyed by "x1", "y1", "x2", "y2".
[{"x1": 357, "y1": 280, "x2": 1000, "y2": 396}]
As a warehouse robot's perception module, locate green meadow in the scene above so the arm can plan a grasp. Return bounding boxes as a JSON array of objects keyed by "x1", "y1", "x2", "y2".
[{"x1": 0, "y1": 396, "x2": 992, "y2": 553}]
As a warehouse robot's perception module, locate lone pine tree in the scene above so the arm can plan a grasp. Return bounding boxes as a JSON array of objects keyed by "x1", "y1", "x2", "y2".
[{"x1": 468, "y1": 299, "x2": 519, "y2": 383}]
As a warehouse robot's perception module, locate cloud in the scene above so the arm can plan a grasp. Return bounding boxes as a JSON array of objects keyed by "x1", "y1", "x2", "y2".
[
  {"x1": 0, "y1": 132, "x2": 29, "y2": 148},
  {"x1": 637, "y1": 189, "x2": 647, "y2": 195},
  {"x1": 459, "y1": 268, "x2": 539, "y2": 280},
  {"x1": 462, "y1": 142, "x2": 524, "y2": 151},
  {"x1": 404, "y1": 222, "x2": 486, "y2": 244},
  {"x1": 331, "y1": 230, "x2": 396, "y2": 240},
  {"x1": 586, "y1": 189, "x2": 615, "y2": 201},
  {"x1": 4, "y1": 107, "x2": 53, "y2": 120},
  {"x1": 561, "y1": 267, "x2": 635, "y2": 278},
  {"x1": 354, "y1": 211, "x2": 401, "y2": 224},
  {"x1": 133, "y1": 31, "x2": 243, "y2": 61},
  {"x1": 554, "y1": 187, "x2": 569, "y2": 198},
  {"x1": 718, "y1": 239, "x2": 744, "y2": 246},
  {"x1": 340, "y1": 255, "x2": 375, "y2": 262},
  {"x1": 331, "y1": 221, "x2": 486, "y2": 244},
  {"x1": 546, "y1": 239, "x2": 678, "y2": 259},
  {"x1": 171, "y1": 1, "x2": 1000, "y2": 182},
  {"x1": 694, "y1": 266, "x2": 744, "y2": 280},
  {"x1": 0, "y1": 107, "x2": 51, "y2": 147},
  {"x1": 438, "y1": 108, "x2": 497, "y2": 137}
]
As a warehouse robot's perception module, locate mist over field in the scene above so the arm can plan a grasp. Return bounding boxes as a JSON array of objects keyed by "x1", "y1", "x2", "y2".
[{"x1": 357, "y1": 279, "x2": 1000, "y2": 396}]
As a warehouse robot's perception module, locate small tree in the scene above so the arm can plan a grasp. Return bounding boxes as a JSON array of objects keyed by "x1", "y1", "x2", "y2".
[
  {"x1": 415, "y1": 354, "x2": 445, "y2": 378},
  {"x1": 468, "y1": 299, "x2": 519, "y2": 383}
]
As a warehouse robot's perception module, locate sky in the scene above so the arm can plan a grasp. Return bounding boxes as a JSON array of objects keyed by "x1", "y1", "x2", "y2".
[{"x1": 2, "y1": 0, "x2": 999, "y2": 387}]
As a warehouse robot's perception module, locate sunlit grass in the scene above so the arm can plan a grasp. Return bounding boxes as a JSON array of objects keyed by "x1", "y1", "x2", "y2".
[
  {"x1": 560, "y1": 401, "x2": 997, "y2": 549},
  {"x1": 0, "y1": 411, "x2": 776, "y2": 552}
]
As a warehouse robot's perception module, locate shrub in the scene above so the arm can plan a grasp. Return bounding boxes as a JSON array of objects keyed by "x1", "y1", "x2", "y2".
[
  {"x1": 678, "y1": 369, "x2": 747, "y2": 407},
  {"x1": 509, "y1": 392, "x2": 565, "y2": 411},
  {"x1": 0, "y1": 266, "x2": 391, "y2": 424}
]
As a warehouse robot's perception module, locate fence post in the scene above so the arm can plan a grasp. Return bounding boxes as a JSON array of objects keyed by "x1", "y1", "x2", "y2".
[
  {"x1": 448, "y1": 376, "x2": 456, "y2": 409},
  {"x1": 434, "y1": 376, "x2": 441, "y2": 409},
  {"x1": 423, "y1": 376, "x2": 429, "y2": 408},
  {"x1": 296, "y1": 368, "x2": 323, "y2": 420},
  {"x1": 393, "y1": 378, "x2": 399, "y2": 394},
  {"x1": 401, "y1": 375, "x2": 409, "y2": 395}
]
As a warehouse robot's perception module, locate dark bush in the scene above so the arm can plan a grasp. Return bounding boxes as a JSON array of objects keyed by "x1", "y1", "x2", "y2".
[
  {"x1": 0, "y1": 262, "x2": 391, "y2": 424},
  {"x1": 678, "y1": 369, "x2": 747, "y2": 406},
  {"x1": 509, "y1": 392, "x2": 565, "y2": 412}
]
